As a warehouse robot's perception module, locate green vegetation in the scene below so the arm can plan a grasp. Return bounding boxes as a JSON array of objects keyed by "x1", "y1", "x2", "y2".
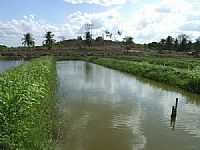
[
  {"x1": 85, "y1": 31, "x2": 92, "y2": 47},
  {"x1": 0, "y1": 45, "x2": 7, "y2": 50},
  {"x1": 43, "y1": 32, "x2": 56, "y2": 50},
  {"x1": 111, "y1": 56, "x2": 200, "y2": 70},
  {"x1": 22, "y1": 33, "x2": 35, "y2": 48},
  {"x1": 148, "y1": 34, "x2": 200, "y2": 52},
  {"x1": 0, "y1": 57, "x2": 56, "y2": 149},
  {"x1": 123, "y1": 36, "x2": 135, "y2": 51},
  {"x1": 88, "y1": 57, "x2": 200, "y2": 94}
]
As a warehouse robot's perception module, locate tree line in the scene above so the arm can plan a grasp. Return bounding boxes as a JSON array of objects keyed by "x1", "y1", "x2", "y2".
[
  {"x1": 148, "y1": 34, "x2": 200, "y2": 52},
  {"x1": 77, "y1": 30, "x2": 134, "y2": 49},
  {"x1": 22, "y1": 32, "x2": 55, "y2": 50},
  {"x1": 1, "y1": 30, "x2": 200, "y2": 52}
]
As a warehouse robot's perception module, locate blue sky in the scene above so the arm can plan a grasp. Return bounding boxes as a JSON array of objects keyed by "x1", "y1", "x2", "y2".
[{"x1": 0, "y1": 0, "x2": 200, "y2": 46}]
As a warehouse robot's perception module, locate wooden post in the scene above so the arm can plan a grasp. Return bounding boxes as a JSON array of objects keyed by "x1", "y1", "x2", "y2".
[
  {"x1": 170, "y1": 98, "x2": 179, "y2": 130},
  {"x1": 171, "y1": 106, "x2": 176, "y2": 117},
  {"x1": 171, "y1": 98, "x2": 179, "y2": 117},
  {"x1": 175, "y1": 98, "x2": 178, "y2": 110}
]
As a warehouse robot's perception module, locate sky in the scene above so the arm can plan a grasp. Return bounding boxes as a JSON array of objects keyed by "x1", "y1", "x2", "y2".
[{"x1": 0, "y1": 0, "x2": 200, "y2": 46}]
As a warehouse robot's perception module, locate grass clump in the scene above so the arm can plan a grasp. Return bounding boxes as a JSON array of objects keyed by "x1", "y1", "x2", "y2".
[
  {"x1": 0, "y1": 56, "x2": 56, "y2": 149},
  {"x1": 89, "y1": 57, "x2": 200, "y2": 94}
]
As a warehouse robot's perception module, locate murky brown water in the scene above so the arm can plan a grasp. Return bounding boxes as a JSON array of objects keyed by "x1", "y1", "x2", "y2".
[{"x1": 56, "y1": 61, "x2": 200, "y2": 150}]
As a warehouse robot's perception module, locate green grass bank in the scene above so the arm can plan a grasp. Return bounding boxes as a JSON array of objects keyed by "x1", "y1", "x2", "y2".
[
  {"x1": 0, "y1": 57, "x2": 57, "y2": 149},
  {"x1": 111, "y1": 56, "x2": 200, "y2": 70},
  {"x1": 88, "y1": 57, "x2": 200, "y2": 94}
]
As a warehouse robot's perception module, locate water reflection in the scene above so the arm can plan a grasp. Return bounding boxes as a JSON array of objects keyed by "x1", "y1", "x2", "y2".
[
  {"x1": 56, "y1": 61, "x2": 200, "y2": 150},
  {"x1": 84, "y1": 62, "x2": 93, "y2": 82},
  {"x1": 133, "y1": 75, "x2": 200, "y2": 106},
  {"x1": 57, "y1": 61, "x2": 146, "y2": 150},
  {"x1": 178, "y1": 104, "x2": 200, "y2": 138},
  {"x1": 59, "y1": 100, "x2": 146, "y2": 150},
  {"x1": 170, "y1": 115, "x2": 176, "y2": 130},
  {"x1": 0, "y1": 60, "x2": 23, "y2": 73}
]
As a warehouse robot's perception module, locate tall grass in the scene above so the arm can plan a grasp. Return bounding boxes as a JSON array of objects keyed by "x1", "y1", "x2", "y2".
[
  {"x1": 88, "y1": 57, "x2": 200, "y2": 94},
  {"x1": 0, "y1": 57, "x2": 56, "y2": 149}
]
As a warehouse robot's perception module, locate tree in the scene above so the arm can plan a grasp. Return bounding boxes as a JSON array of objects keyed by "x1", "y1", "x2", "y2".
[
  {"x1": 147, "y1": 35, "x2": 194, "y2": 52},
  {"x1": 22, "y1": 33, "x2": 35, "y2": 48},
  {"x1": 194, "y1": 37, "x2": 200, "y2": 51},
  {"x1": 148, "y1": 42, "x2": 160, "y2": 50},
  {"x1": 188, "y1": 41, "x2": 192, "y2": 50},
  {"x1": 123, "y1": 36, "x2": 134, "y2": 52},
  {"x1": 77, "y1": 36, "x2": 82, "y2": 41},
  {"x1": 165, "y1": 36, "x2": 174, "y2": 50},
  {"x1": 85, "y1": 32, "x2": 92, "y2": 47},
  {"x1": 43, "y1": 31, "x2": 55, "y2": 50},
  {"x1": 96, "y1": 36, "x2": 104, "y2": 41},
  {"x1": 123, "y1": 36, "x2": 134, "y2": 44},
  {"x1": 159, "y1": 39, "x2": 166, "y2": 51},
  {"x1": 177, "y1": 34, "x2": 190, "y2": 51},
  {"x1": 0, "y1": 45, "x2": 7, "y2": 50},
  {"x1": 77, "y1": 36, "x2": 83, "y2": 49},
  {"x1": 174, "y1": 38, "x2": 179, "y2": 51}
]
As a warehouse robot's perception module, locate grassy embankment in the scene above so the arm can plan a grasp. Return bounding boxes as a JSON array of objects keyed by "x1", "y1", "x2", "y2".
[
  {"x1": 0, "y1": 57, "x2": 57, "y2": 149},
  {"x1": 111, "y1": 56, "x2": 200, "y2": 70},
  {"x1": 88, "y1": 57, "x2": 200, "y2": 94}
]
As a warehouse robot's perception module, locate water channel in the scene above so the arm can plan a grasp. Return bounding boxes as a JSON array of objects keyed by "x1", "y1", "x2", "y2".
[{"x1": 56, "y1": 61, "x2": 200, "y2": 150}]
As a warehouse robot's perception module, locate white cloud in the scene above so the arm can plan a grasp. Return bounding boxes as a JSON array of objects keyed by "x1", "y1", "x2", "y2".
[
  {"x1": 0, "y1": 9, "x2": 122, "y2": 46},
  {"x1": 64, "y1": 0, "x2": 139, "y2": 6},
  {"x1": 0, "y1": 15, "x2": 73, "y2": 46},
  {"x1": 1, "y1": 0, "x2": 200, "y2": 46},
  {"x1": 122, "y1": 0, "x2": 200, "y2": 43},
  {"x1": 66, "y1": 9, "x2": 122, "y2": 35}
]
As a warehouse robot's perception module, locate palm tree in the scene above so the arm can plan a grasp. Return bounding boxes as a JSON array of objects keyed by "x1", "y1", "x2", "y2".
[
  {"x1": 22, "y1": 33, "x2": 35, "y2": 47},
  {"x1": 43, "y1": 31, "x2": 56, "y2": 50},
  {"x1": 85, "y1": 32, "x2": 92, "y2": 47}
]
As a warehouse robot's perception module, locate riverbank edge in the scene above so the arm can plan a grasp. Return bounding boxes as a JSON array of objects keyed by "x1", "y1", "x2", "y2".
[
  {"x1": 84, "y1": 57, "x2": 200, "y2": 94},
  {"x1": 0, "y1": 57, "x2": 57, "y2": 149}
]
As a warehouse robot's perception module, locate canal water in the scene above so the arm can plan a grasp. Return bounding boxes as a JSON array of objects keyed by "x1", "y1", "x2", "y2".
[
  {"x1": 57, "y1": 61, "x2": 200, "y2": 150},
  {"x1": 56, "y1": 61, "x2": 200, "y2": 150},
  {"x1": 0, "y1": 60, "x2": 23, "y2": 73},
  {"x1": 0, "y1": 60, "x2": 199, "y2": 149}
]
